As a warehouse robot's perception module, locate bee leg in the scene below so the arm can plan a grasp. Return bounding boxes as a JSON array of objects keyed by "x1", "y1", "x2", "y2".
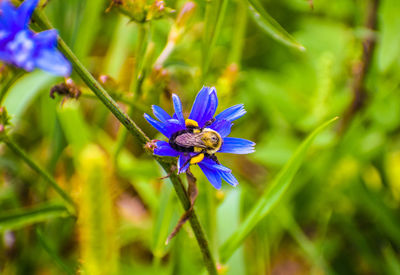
[
  {"x1": 202, "y1": 118, "x2": 216, "y2": 129},
  {"x1": 209, "y1": 154, "x2": 220, "y2": 164},
  {"x1": 182, "y1": 151, "x2": 205, "y2": 168},
  {"x1": 158, "y1": 164, "x2": 177, "y2": 180}
]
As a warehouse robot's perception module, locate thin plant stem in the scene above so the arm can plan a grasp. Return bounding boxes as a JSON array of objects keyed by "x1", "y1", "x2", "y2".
[
  {"x1": 115, "y1": 23, "x2": 150, "y2": 160},
  {"x1": 202, "y1": 0, "x2": 229, "y2": 79},
  {"x1": 228, "y1": 0, "x2": 248, "y2": 65},
  {"x1": 80, "y1": 93, "x2": 148, "y2": 113},
  {"x1": 32, "y1": 10, "x2": 218, "y2": 275},
  {"x1": 2, "y1": 137, "x2": 76, "y2": 212},
  {"x1": 129, "y1": 23, "x2": 150, "y2": 95},
  {"x1": 338, "y1": 0, "x2": 379, "y2": 134}
]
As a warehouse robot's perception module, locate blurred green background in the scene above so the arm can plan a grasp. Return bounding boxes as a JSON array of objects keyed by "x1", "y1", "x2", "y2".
[{"x1": 1, "y1": 0, "x2": 400, "y2": 274}]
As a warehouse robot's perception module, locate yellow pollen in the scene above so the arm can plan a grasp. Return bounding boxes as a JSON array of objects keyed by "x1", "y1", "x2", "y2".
[
  {"x1": 190, "y1": 153, "x2": 204, "y2": 164},
  {"x1": 185, "y1": 119, "x2": 198, "y2": 127},
  {"x1": 194, "y1": 146, "x2": 203, "y2": 152}
]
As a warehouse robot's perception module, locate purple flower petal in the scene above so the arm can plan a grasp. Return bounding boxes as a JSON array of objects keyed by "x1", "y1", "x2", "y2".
[
  {"x1": 17, "y1": 0, "x2": 39, "y2": 27},
  {"x1": 154, "y1": 141, "x2": 179, "y2": 157},
  {"x1": 218, "y1": 170, "x2": 238, "y2": 187},
  {"x1": 215, "y1": 104, "x2": 246, "y2": 122},
  {"x1": 35, "y1": 48, "x2": 71, "y2": 76},
  {"x1": 177, "y1": 154, "x2": 190, "y2": 174},
  {"x1": 201, "y1": 87, "x2": 218, "y2": 126},
  {"x1": 209, "y1": 119, "x2": 232, "y2": 138},
  {"x1": 152, "y1": 105, "x2": 171, "y2": 122},
  {"x1": 0, "y1": 1, "x2": 18, "y2": 29},
  {"x1": 0, "y1": 0, "x2": 71, "y2": 76},
  {"x1": 219, "y1": 137, "x2": 255, "y2": 154},
  {"x1": 189, "y1": 86, "x2": 209, "y2": 122},
  {"x1": 200, "y1": 157, "x2": 231, "y2": 172},
  {"x1": 165, "y1": 118, "x2": 185, "y2": 134},
  {"x1": 189, "y1": 86, "x2": 218, "y2": 127},
  {"x1": 172, "y1": 94, "x2": 185, "y2": 126},
  {"x1": 198, "y1": 162, "x2": 222, "y2": 189},
  {"x1": 33, "y1": 29, "x2": 57, "y2": 48},
  {"x1": 144, "y1": 113, "x2": 172, "y2": 138}
]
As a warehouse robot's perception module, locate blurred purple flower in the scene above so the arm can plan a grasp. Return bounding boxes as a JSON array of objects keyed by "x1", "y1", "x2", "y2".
[
  {"x1": 144, "y1": 86, "x2": 255, "y2": 189},
  {"x1": 0, "y1": 0, "x2": 71, "y2": 76}
]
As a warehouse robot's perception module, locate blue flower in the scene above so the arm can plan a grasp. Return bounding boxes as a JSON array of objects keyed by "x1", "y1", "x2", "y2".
[
  {"x1": 144, "y1": 86, "x2": 255, "y2": 189},
  {"x1": 0, "y1": 0, "x2": 71, "y2": 76}
]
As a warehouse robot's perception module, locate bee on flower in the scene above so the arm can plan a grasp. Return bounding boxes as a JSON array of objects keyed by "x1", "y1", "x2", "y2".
[
  {"x1": 0, "y1": 0, "x2": 71, "y2": 76},
  {"x1": 144, "y1": 86, "x2": 255, "y2": 189}
]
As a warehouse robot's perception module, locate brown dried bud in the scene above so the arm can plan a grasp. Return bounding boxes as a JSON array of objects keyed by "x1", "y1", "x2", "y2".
[
  {"x1": 145, "y1": 139, "x2": 159, "y2": 152},
  {"x1": 50, "y1": 78, "x2": 81, "y2": 101}
]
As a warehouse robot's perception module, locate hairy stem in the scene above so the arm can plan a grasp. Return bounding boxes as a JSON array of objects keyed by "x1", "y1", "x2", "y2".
[
  {"x1": 2, "y1": 137, "x2": 76, "y2": 212},
  {"x1": 32, "y1": 9, "x2": 218, "y2": 275}
]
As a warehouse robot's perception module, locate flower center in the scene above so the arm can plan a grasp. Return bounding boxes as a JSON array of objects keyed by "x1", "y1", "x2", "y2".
[{"x1": 6, "y1": 31, "x2": 35, "y2": 70}]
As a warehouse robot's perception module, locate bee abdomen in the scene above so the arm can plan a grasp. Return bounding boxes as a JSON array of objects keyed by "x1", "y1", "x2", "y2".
[{"x1": 169, "y1": 130, "x2": 195, "y2": 153}]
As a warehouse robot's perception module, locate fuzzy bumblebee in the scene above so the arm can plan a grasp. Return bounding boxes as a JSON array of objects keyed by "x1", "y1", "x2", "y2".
[{"x1": 144, "y1": 86, "x2": 255, "y2": 189}]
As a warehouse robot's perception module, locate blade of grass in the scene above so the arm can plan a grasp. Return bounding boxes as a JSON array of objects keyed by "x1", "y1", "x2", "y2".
[
  {"x1": 219, "y1": 117, "x2": 338, "y2": 263},
  {"x1": 246, "y1": 0, "x2": 305, "y2": 51},
  {"x1": 103, "y1": 15, "x2": 135, "y2": 78},
  {"x1": 202, "y1": 0, "x2": 229, "y2": 78},
  {"x1": 278, "y1": 207, "x2": 332, "y2": 274},
  {"x1": 73, "y1": 0, "x2": 107, "y2": 60},
  {"x1": 0, "y1": 203, "x2": 70, "y2": 231}
]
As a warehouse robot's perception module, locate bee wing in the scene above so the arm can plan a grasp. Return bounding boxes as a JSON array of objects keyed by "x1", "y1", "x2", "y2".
[{"x1": 175, "y1": 132, "x2": 206, "y2": 148}]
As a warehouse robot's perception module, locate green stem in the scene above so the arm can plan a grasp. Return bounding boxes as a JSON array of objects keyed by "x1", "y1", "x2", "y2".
[
  {"x1": 159, "y1": 162, "x2": 218, "y2": 275},
  {"x1": 2, "y1": 137, "x2": 76, "y2": 213},
  {"x1": 32, "y1": 10, "x2": 218, "y2": 275}
]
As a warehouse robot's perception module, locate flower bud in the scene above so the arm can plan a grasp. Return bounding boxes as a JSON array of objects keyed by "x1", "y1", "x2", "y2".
[{"x1": 176, "y1": 1, "x2": 196, "y2": 29}]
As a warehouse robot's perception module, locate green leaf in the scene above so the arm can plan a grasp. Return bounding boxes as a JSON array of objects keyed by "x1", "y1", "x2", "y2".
[
  {"x1": 383, "y1": 246, "x2": 400, "y2": 275},
  {"x1": 0, "y1": 203, "x2": 70, "y2": 232},
  {"x1": 151, "y1": 180, "x2": 175, "y2": 258},
  {"x1": 219, "y1": 117, "x2": 338, "y2": 262},
  {"x1": 57, "y1": 100, "x2": 91, "y2": 154},
  {"x1": 247, "y1": 0, "x2": 305, "y2": 51},
  {"x1": 73, "y1": 0, "x2": 107, "y2": 61},
  {"x1": 4, "y1": 71, "x2": 58, "y2": 124}
]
